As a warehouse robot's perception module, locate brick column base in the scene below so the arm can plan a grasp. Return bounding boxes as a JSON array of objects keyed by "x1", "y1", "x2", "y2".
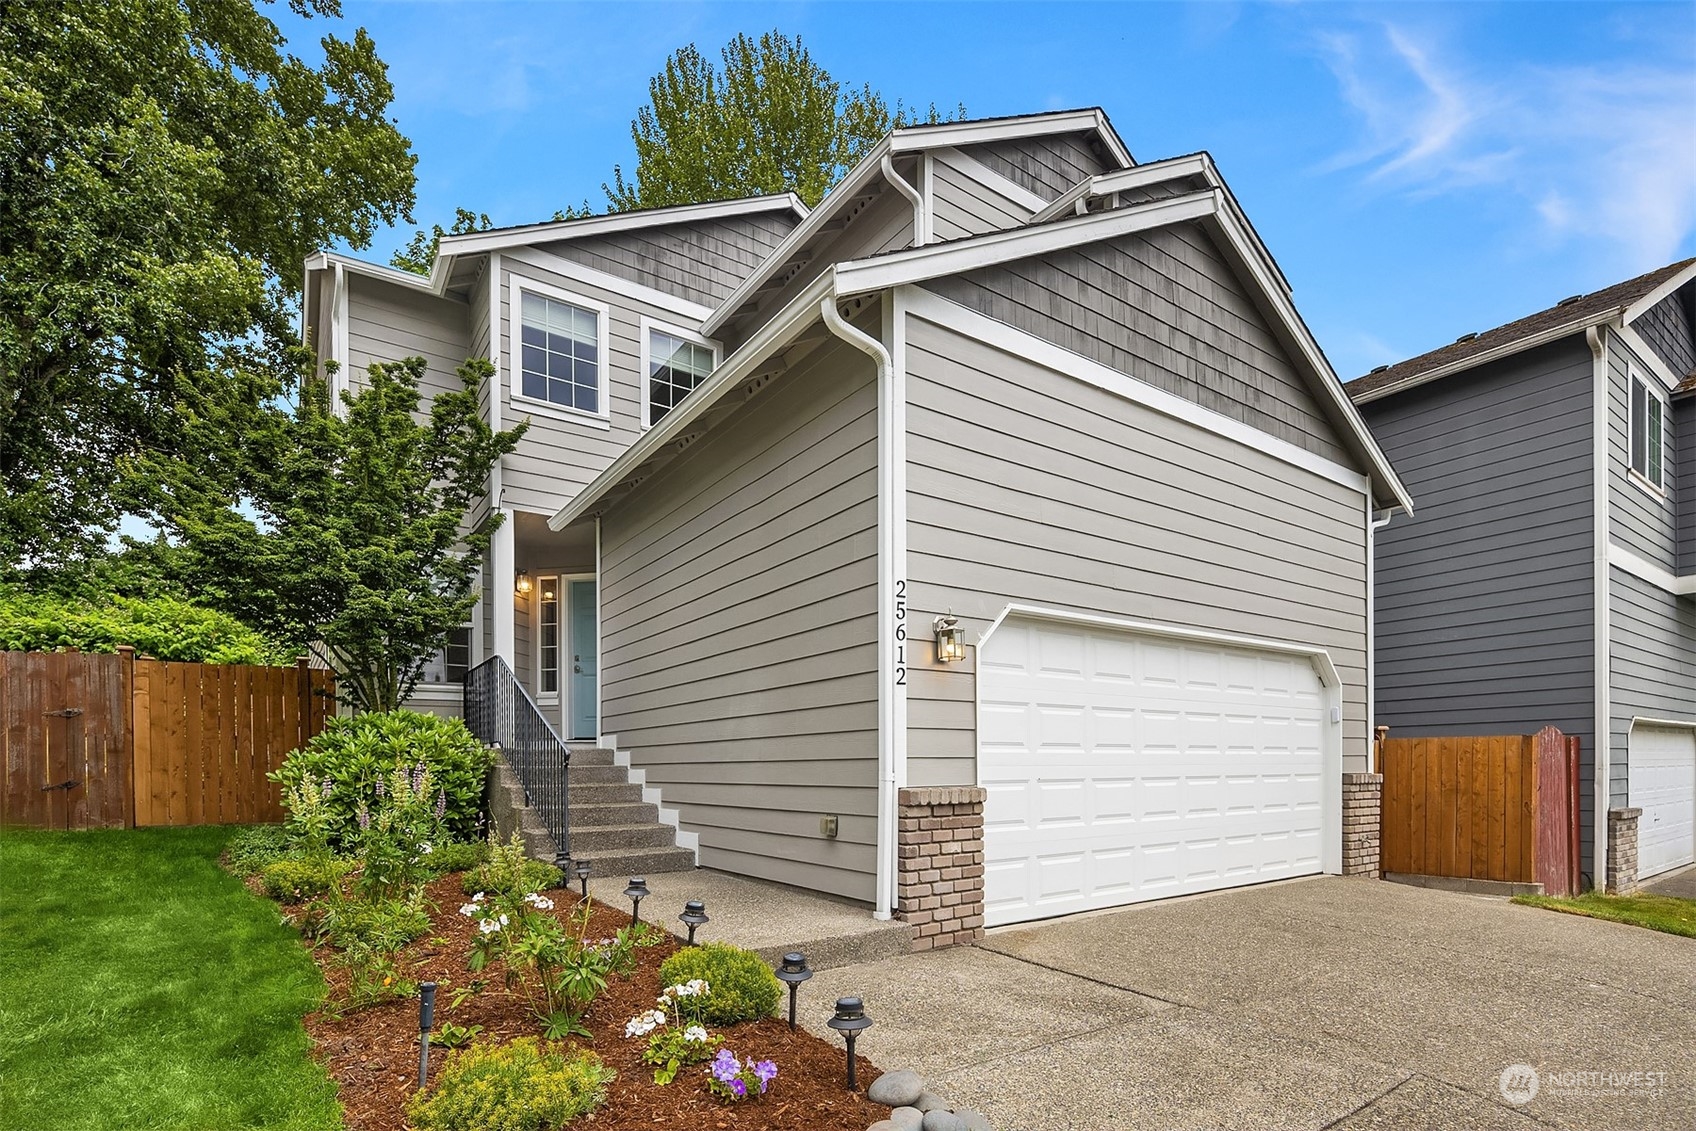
[
  {"x1": 1342, "y1": 772, "x2": 1383, "y2": 877},
  {"x1": 897, "y1": 787, "x2": 985, "y2": 950},
  {"x1": 1606, "y1": 807, "x2": 1641, "y2": 894}
]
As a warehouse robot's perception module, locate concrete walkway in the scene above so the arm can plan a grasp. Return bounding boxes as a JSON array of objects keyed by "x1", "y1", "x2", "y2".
[
  {"x1": 1642, "y1": 862, "x2": 1696, "y2": 900},
  {"x1": 796, "y1": 877, "x2": 1695, "y2": 1131}
]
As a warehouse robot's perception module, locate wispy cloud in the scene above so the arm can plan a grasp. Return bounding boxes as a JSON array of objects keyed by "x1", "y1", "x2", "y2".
[{"x1": 1316, "y1": 21, "x2": 1696, "y2": 268}]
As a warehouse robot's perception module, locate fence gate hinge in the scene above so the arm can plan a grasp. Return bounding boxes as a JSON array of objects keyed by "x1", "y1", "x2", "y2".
[
  {"x1": 40, "y1": 780, "x2": 80, "y2": 792},
  {"x1": 44, "y1": 707, "x2": 84, "y2": 718}
]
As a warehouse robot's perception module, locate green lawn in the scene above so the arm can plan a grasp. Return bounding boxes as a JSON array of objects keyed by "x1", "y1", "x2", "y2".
[
  {"x1": 0, "y1": 826, "x2": 342, "y2": 1131},
  {"x1": 1512, "y1": 890, "x2": 1696, "y2": 938}
]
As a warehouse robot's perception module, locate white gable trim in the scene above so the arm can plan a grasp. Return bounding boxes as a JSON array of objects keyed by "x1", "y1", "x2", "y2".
[
  {"x1": 504, "y1": 246, "x2": 714, "y2": 324},
  {"x1": 1622, "y1": 260, "x2": 1696, "y2": 324},
  {"x1": 903, "y1": 287, "x2": 1371, "y2": 495},
  {"x1": 307, "y1": 250, "x2": 445, "y2": 295},
  {"x1": 438, "y1": 194, "x2": 807, "y2": 258},
  {"x1": 1030, "y1": 154, "x2": 1212, "y2": 224},
  {"x1": 890, "y1": 109, "x2": 1133, "y2": 169},
  {"x1": 1609, "y1": 542, "x2": 1696, "y2": 596},
  {"x1": 1615, "y1": 323, "x2": 1683, "y2": 392}
]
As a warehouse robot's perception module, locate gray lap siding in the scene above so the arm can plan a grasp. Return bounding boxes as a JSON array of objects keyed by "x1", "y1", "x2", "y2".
[
  {"x1": 599, "y1": 332, "x2": 881, "y2": 902},
  {"x1": 900, "y1": 313, "x2": 1370, "y2": 791},
  {"x1": 1610, "y1": 570, "x2": 1696, "y2": 814}
]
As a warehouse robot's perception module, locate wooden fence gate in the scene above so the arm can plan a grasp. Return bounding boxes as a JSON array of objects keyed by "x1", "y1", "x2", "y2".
[
  {"x1": 1379, "y1": 726, "x2": 1581, "y2": 895},
  {"x1": 0, "y1": 648, "x2": 335, "y2": 830}
]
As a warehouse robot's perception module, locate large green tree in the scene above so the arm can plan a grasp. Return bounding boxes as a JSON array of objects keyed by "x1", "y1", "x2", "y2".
[
  {"x1": 0, "y1": 0, "x2": 416, "y2": 575},
  {"x1": 607, "y1": 30, "x2": 962, "y2": 211},
  {"x1": 162, "y1": 356, "x2": 525, "y2": 712}
]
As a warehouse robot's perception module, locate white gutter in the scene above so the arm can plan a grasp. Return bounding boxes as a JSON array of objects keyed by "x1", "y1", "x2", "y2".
[
  {"x1": 881, "y1": 153, "x2": 928, "y2": 247},
  {"x1": 1352, "y1": 310, "x2": 1621, "y2": 406},
  {"x1": 819, "y1": 296, "x2": 899, "y2": 923}
]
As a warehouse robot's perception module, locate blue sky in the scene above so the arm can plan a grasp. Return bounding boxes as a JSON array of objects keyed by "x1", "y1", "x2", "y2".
[{"x1": 286, "y1": 1, "x2": 1696, "y2": 379}]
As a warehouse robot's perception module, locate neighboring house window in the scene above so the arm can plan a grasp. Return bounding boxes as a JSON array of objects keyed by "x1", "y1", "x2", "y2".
[
  {"x1": 643, "y1": 319, "x2": 718, "y2": 427},
  {"x1": 539, "y1": 578, "x2": 559, "y2": 695},
  {"x1": 1629, "y1": 374, "x2": 1666, "y2": 489},
  {"x1": 519, "y1": 290, "x2": 603, "y2": 413},
  {"x1": 420, "y1": 625, "x2": 473, "y2": 684}
]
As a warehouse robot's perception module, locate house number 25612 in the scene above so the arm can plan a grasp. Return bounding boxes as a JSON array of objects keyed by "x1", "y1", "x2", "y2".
[{"x1": 893, "y1": 578, "x2": 907, "y2": 686}]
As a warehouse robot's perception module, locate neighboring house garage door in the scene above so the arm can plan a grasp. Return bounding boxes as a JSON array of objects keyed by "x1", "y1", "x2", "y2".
[
  {"x1": 1634, "y1": 725, "x2": 1696, "y2": 879},
  {"x1": 979, "y1": 615, "x2": 1329, "y2": 927}
]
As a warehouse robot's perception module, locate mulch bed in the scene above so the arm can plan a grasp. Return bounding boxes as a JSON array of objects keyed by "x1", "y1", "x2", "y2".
[{"x1": 287, "y1": 873, "x2": 892, "y2": 1131}]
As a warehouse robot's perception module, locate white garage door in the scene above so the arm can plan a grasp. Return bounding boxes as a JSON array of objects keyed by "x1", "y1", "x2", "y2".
[
  {"x1": 980, "y1": 616, "x2": 1330, "y2": 927},
  {"x1": 1634, "y1": 725, "x2": 1696, "y2": 879}
]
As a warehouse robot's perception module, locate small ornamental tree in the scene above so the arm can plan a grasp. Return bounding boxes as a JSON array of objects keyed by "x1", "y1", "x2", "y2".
[{"x1": 168, "y1": 356, "x2": 524, "y2": 711}]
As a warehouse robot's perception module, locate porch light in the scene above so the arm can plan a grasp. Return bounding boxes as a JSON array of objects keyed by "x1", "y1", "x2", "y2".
[
  {"x1": 775, "y1": 951, "x2": 812, "y2": 1031},
  {"x1": 934, "y1": 612, "x2": 965, "y2": 663},
  {"x1": 826, "y1": 996, "x2": 873, "y2": 1091},
  {"x1": 574, "y1": 858, "x2": 592, "y2": 902},
  {"x1": 623, "y1": 876, "x2": 649, "y2": 926},
  {"x1": 679, "y1": 899, "x2": 709, "y2": 945},
  {"x1": 515, "y1": 569, "x2": 533, "y2": 595}
]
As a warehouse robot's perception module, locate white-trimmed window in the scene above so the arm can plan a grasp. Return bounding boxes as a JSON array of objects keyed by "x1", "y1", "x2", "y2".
[
  {"x1": 1629, "y1": 372, "x2": 1667, "y2": 490},
  {"x1": 538, "y1": 577, "x2": 560, "y2": 695},
  {"x1": 513, "y1": 279, "x2": 609, "y2": 419},
  {"x1": 420, "y1": 625, "x2": 473, "y2": 684},
  {"x1": 641, "y1": 317, "x2": 719, "y2": 428}
]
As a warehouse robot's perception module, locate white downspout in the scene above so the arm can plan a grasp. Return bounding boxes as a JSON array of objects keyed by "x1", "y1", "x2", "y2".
[
  {"x1": 1587, "y1": 323, "x2": 1611, "y2": 889},
  {"x1": 881, "y1": 154, "x2": 928, "y2": 247},
  {"x1": 820, "y1": 296, "x2": 899, "y2": 921},
  {"x1": 1367, "y1": 501, "x2": 1394, "y2": 769}
]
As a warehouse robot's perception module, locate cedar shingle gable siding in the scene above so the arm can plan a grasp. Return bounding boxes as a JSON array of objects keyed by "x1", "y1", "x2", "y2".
[{"x1": 539, "y1": 212, "x2": 800, "y2": 308}]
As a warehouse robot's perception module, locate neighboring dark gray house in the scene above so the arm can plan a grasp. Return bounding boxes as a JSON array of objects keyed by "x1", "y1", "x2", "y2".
[
  {"x1": 305, "y1": 109, "x2": 1414, "y2": 945},
  {"x1": 1347, "y1": 261, "x2": 1696, "y2": 891}
]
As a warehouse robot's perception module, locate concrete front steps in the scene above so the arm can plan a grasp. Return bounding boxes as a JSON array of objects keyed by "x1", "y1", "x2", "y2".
[{"x1": 563, "y1": 747, "x2": 695, "y2": 878}]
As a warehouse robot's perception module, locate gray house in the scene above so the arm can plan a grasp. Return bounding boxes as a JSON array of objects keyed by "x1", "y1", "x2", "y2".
[
  {"x1": 1347, "y1": 261, "x2": 1696, "y2": 892},
  {"x1": 303, "y1": 109, "x2": 1412, "y2": 943}
]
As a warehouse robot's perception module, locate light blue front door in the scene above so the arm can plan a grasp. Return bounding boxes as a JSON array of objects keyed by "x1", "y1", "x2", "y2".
[{"x1": 569, "y1": 579, "x2": 598, "y2": 740}]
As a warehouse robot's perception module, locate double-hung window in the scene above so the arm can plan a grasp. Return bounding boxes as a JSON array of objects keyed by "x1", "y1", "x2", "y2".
[
  {"x1": 1629, "y1": 373, "x2": 1666, "y2": 490},
  {"x1": 420, "y1": 625, "x2": 472, "y2": 684},
  {"x1": 518, "y1": 285, "x2": 606, "y2": 416},
  {"x1": 643, "y1": 319, "x2": 718, "y2": 427}
]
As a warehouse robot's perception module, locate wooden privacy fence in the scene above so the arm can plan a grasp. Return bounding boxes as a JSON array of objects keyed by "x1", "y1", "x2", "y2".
[
  {"x1": 0, "y1": 648, "x2": 335, "y2": 830},
  {"x1": 1378, "y1": 726, "x2": 1581, "y2": 896}
]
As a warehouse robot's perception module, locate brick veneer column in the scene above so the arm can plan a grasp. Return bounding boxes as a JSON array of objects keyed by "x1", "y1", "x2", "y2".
[
  {"x1": 896, "y1": 787, "x2": 985, "y2": 950},
  {"x1": 1606, "y1": 807, "x2": 1641, "y2": 894},
  {"x1": 1342, "y1": 772, "x2": 1383, "y2": 877}
]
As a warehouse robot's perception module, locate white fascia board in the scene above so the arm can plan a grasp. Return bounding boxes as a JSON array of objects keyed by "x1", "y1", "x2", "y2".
[
  {"x1": 890, "y1": 108, "x2": 1134, "y2": 169},
  {"x1": 1609, "y1": 542, "x2": 1696, "y2": 596},
  {"x1": 438, "y1": 194, "x2": 808, "y2": 259},
  {"x1": 1350, "y1": 311, "x2": 1623, "y2": 406},
  {"x1": 1615, "y1": 324, "x2": 1683, "y2": 392},
  {"x1": 903, "y1": 288, "x2": 1371, "y2": 496},
  {"x1": 1205, "y1": 207, "x2": 1414, "y2": 515},
  {"x1": 1622, "y1": 260, "x2": 1696, "y2": 324},
  {"x1": 548, "y1": 268, "x2": 837, "y2": 531},
  {"x1": 833, "y1": 190, "x2": 1220, "y2": 296},
  {"x1": 503, "y1": 246, "x2": 713, "y2": 324},
  {"x1": 702, "y1": 140, "x2": 895, "y2": 336},
  {"x1": 308, "y1": 249, "x2": 449, "y2": 296}
]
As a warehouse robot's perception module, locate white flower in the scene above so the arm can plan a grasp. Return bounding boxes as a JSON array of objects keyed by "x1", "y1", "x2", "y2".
[
  {"x1": 457, "y1": 903, "x2": 480, "y2": 918},
  {"x1": 471, "y1": 892, "x2": 485, "y2": 902},
  {"x1": 419, "y1": 842, "x2": 433, "y2": 855},
  {"x1": 498, "y1": 913, "x2": 509, "y2": 927},
  {"x1": 523, "y1": 893, "x2": 554, "y2": 911},
  {"x1": 683, "y1": 1025, "x2": 709, "y2": 1043},
  {"x1": 624, "y1": 1008, "x2": 667, "y2": 1038},
  {"x1": 477, "y1": 917, "x2": 504, "y2": 935}
]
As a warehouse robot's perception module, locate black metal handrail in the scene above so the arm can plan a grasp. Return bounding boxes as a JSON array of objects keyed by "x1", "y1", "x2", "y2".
[{"x1": 463, "y1": 655, "x2": 570, "y2": 858}]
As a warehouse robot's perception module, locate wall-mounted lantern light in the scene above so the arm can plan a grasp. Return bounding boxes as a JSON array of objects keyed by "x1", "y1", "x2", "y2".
[
  {"x1": 515, "y1": 569, "x2": 533, "y2": 596},
  {"x1": 934, "y1": 612, "x2": 965, "y2": 663}
]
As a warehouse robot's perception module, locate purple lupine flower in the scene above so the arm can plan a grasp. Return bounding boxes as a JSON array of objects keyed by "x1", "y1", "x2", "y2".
[
  {"x1": 435, "y1": 790, "x2": 447, "y2": 820},
  {"x1": 753, "y1": 1059, "x2": 777, "y2": 1091},
  {"x1": 319, "y1": 776, "x2": 333, "y2": 799},
  {"x1": 411, "y1": 762, "x2": 425, "y2": 792},
  {"x1": 356, "y1": 804, "x2": 371, "y2": 831},
  {"x1": 374, "y1": 777, "x2": 385, "y2": 799}
]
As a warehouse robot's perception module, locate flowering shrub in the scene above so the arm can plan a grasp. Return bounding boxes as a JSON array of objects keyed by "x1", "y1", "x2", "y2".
[
  {"x1": 627, "y1": 980, "x2": 718, "y2": 1084},
  {"x1": 352, "y1": 761, "x2": 445, "y2": 901},
  {"x1": 407, "y1": 1038, "x2": 614, "y2": 1131},
  {"x1": 706, "y1": 1048, "x2": 777, "y2": 1102},
  {"x1": 657, "y1": 943, "x2": 783, "y2": 1025},
  {"x1": 270, "y1": 710, "x2": 493, "y2": 847}
]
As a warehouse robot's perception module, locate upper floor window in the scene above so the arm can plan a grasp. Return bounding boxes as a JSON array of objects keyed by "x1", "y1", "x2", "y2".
[
  {"x1": 518, "y1": 285, "x2": 607, "y2": 417},
  {"x1": 1629, "y1": 373, "x2": 1666, "y2": 490},
  {"x1": 643, "y1": 319, "x2": 718, "y2": 427}
]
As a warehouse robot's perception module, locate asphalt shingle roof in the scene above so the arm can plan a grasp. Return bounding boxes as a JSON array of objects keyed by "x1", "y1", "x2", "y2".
[{"x1": 1344, "y1": 258, "x2": 1695, "y2": 401}]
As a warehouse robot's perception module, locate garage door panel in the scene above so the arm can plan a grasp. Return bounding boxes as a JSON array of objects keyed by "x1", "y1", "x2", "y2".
[
  {"x1": 1634, "y1": 726, "x2": 1695, "y2": 879},
  {"x1": 982, "y1": 617, "x2": 1330, "y2": 926}
]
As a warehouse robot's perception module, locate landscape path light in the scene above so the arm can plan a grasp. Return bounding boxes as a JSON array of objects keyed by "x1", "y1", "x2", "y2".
[
  {"x1": 574, "y1": 858, "x2": 592, "y2": 902},
  {"x1": 679, "y1": 899, "x2": 709, "y2": 945},
  {"x1": 416, "y1": 981, "x2": 437, "y2": 1090},
  {"x1": 775, "y1": 951, "x2": 812, "y2": 1031},
  {"x1": 623, "y1": 876, "x2": 649, "y2": 926},
  {"x1": 553, "y1": 850, "x2": 571, "y2": 888},
  {"x1": 826, "y1": 995, "x2": 873, "y2": 1091}
]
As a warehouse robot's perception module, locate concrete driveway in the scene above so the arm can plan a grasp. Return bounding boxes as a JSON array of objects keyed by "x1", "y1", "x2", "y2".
[{"x1": 799, "y1": 877, "x2": 1694, "y2": 1130}]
